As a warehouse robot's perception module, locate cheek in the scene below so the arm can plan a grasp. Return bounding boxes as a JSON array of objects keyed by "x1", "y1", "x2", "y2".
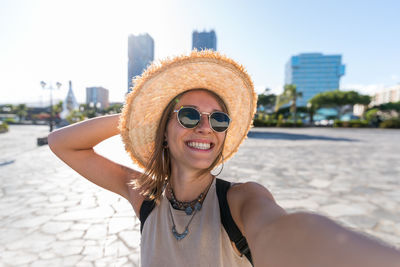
[
  {"x1": 165, "y1": 120, "x2": 183, "y2": 148},
  {"x1": 215, "y1": 133, "x2": 226, "y2": 151},
  {"x1": 165, "y1": 122, "x2": 174, "y2": 145}
]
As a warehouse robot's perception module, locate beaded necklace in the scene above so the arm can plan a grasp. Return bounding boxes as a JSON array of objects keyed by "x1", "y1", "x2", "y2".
[
  {"x1": 167, "y1": 178, "x2": 214, "y2": 240},
  {"x1": 168, "y1": 185, "x2": 208, "y2": 215}
]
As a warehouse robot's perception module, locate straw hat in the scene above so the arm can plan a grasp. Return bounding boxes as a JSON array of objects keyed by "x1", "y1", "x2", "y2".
[{"x1": 119, "y1": 50, "x2": 257, "y2": 169}]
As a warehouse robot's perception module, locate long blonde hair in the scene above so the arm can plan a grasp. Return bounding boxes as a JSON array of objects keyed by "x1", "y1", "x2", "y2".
[{"x1": 130, "y1": 89, "x2": 228, "y2": 203}]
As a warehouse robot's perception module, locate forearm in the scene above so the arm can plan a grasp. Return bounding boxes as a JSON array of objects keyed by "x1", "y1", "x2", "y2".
[
  {"x1": 48, "y1": 114, "x2": 120, "y2": 151},
  {"x1": 251, "y1": 212, "x2": 400, "y2": 267}
]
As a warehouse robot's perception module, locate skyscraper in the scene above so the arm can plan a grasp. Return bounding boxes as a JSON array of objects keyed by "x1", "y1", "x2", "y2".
[
  {"x1": 128, "y1": 33, "x2": 154, "y2": 92},
  {"x1": 192, "y1": 30, "x2": 217, "y2": 51},
  {"x1": 285, "y1": 53, "x2": 346, "y2": 106}
]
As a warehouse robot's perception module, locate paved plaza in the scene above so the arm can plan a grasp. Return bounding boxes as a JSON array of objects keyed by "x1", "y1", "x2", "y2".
[{"x1": 1, "y1": 125, "x2": 400, "y2": 266}]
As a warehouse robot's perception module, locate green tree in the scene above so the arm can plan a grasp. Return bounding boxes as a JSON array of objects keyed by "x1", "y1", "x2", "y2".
[
  {"x1": 306, "y1": 102, "x2": 317, "y2": 124},
  {"x1": 376, "y1": 101, "x2": 400, "y2": 112},
  {"x1": 66, "y1": 110, "x2": 85, "y2": 124},
  {"x1": 53, "y1": 101, "x2": 63, "y2": 116},
  {"x1": 274, "y1": 94, "x2": 287, "y2": 113},
  {"x1": 257, "y1": 88, "x2": 276, "y2": 113},
  {"x1": 309, "y1": 90, "x2": 371, "y2": 118},
  {"x1": 79, "y1": 104, "x2": 96, "y2": 118},
  {"x1": 104, "y1": 103, "x2": 123, "y2": 114},
  {"x1": 365, "y1": 108, "x2": 381, "y2": 127},
  {"x1": 275, "y1": 84, "x2": 303, "y2": 122},
  {"x1": 15, "y1": 104, "x2": 28, "y2": 122},
  {"x1": 365, "y1": 108, "x2": 379, "y2": 122},
  {"x1": 367, "y1": 101, "x2": 400, "y2": 125}
]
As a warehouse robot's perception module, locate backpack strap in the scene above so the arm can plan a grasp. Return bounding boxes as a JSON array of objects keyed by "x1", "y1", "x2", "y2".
[
  {"x1": 140, "y1": 199, "x2": 156, "y2": 233},
  {"x1": 216, "y1": 178, "x2": 253, "y2": 265}
]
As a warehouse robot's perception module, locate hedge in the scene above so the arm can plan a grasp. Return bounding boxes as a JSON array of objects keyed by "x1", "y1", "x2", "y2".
[
  {"x1": 379, "y1": 118, "x2": 400, "y2": 129},
  {"x1": 334, "y1": 120, "x2": 369, "y2": 128},
  {"x1": 0, "y1": 121, "x2": 9, "y2": 133}
]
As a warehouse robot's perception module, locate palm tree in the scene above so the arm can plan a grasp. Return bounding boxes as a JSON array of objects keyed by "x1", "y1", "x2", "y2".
[
  {"x1": 274, "y1": 94, "x2": 288, "y2": 113},
  {"x1": 15, "y1": 104, "x2": 28, "y2": 122},
  {"x1": 283, "y1": 84, "x2": 302, "y2": 123}
]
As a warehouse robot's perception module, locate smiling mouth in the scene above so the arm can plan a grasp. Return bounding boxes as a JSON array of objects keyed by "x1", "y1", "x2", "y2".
[{"x1": 186, "y1": 141, "x2": 214, "y2": 150}]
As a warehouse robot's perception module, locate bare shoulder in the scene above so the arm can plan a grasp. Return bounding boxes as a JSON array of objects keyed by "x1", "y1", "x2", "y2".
[
  {"x1": 228, "y1": 181, "x2": 275, "y2": 202},
  {"x1": 227, "y1": 181, "x2": 286, "y2": 236}
]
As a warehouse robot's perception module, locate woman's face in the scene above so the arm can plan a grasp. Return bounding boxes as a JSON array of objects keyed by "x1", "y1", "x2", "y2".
[{"x1": 165, "y1": 90, "x2": 226, "y2": 172}]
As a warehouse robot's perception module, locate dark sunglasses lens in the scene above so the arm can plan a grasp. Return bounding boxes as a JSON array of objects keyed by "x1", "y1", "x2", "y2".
[
  {"x1": 178, "y1": 108, "x2": 200, "y2": 128},
  {"x1": 210, "y1": 112, "x2": 230, "y2": 132}
]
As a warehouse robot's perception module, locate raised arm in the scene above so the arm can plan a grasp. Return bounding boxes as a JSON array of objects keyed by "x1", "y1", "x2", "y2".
[
  {"x1": 47, "y1": 114, "x2": 144, "y2": 216},
  {"x1": 228, "y1": 182, "x2": 400, "y2": 267}
]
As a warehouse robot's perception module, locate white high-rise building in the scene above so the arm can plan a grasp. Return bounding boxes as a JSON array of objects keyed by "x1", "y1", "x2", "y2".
[
  {"x1": 86, "y1": 87, "x2": 109, "y2": 109},
  {"x1": 371, "y1": 85, "x2": 400, "y2": 106}
]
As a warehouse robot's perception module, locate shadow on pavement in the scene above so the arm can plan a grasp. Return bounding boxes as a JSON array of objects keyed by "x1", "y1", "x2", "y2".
[
  {"x1": 0, "y1": 160, "x2": 16, "y2": 167},
  {"x1": 247, "y1": 131, "x2": 358, "y2": 142}
]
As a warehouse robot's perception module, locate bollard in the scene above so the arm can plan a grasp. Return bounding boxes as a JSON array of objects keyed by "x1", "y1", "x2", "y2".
[{"x1": 37, "y1": 137, "x2": 48, "y2": 146}]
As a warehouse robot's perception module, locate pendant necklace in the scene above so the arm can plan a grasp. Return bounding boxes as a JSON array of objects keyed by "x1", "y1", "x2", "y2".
[
  {"x1": 168, "y1": 202, "x2": 199, "y2": 240},
  {"x1": 167, "y1": 178, "x2": 213, "y2": 240}
]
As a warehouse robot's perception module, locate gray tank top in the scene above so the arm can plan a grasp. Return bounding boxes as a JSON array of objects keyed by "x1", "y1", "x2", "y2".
[{"x1": 140, "y1": 178, "x2": 252, "y2": 267}]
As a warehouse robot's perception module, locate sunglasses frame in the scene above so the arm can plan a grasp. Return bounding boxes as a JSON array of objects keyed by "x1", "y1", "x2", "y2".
[{"x1": 173, "y1": 106, "x2": 231, "y2": 133}]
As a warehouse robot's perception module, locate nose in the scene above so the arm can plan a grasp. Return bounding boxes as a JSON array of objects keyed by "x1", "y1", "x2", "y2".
[{"x1": 195, "y1": 114, "x2": 212, "y2": 134}]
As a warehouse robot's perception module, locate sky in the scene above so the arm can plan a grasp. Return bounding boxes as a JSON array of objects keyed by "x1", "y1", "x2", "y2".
[{"x1": 0, "y1": 0, "x2": 399, "y2": 105}]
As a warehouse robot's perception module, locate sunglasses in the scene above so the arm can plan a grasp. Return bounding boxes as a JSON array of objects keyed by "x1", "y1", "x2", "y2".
[{"x1": 173, "y1": 106, "x2": 231, "y2": 133}]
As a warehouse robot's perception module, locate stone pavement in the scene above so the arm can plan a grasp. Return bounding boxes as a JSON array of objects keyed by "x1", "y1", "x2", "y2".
[{"x1": 1, "y1": 125, "x2": 399, "y2": 266}]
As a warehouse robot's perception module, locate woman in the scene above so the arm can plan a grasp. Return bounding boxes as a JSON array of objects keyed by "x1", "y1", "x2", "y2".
[{"x1": 48, "y1": 50, "x2": 400, "y2": 267}]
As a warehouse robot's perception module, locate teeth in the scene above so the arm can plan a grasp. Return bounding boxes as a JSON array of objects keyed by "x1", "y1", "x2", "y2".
[{"x1": 187, "y1": 142, "x2": 211, "y2": 150}]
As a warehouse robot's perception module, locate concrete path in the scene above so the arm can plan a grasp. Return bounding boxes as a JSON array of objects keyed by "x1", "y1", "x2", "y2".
[{"x1": 1, "y1": 125, "x2": 399, "y2": 266}]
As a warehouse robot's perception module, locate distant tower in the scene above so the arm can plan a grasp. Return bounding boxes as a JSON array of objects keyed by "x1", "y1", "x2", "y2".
[
  {"x1": 285, "y1": 53, "x2": 346, "y2": 106},
  {"x1": 192, "y1": 30, "x2": 217, "y2": 51},
  {"x1": 127, "y1": 33, "x2": 154, "y2": 93},
  {"x1": 60, "y1": 81, "x2": 79, "y2": 119},
  {"x1": 65, "y1": 81, "x2": 78, "y2": 111}
]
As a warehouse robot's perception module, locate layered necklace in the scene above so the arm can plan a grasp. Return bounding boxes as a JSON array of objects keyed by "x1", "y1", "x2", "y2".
[
  {"x1": 168, "y1": 185, "x2": 207, "y2": 215},
  {"x1": 167, "y1": 178, "x2": 213, "y2": 240}
]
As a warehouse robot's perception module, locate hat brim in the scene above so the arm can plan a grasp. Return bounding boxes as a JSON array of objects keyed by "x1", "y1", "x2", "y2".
[{"x1": 119, "y1": 50, "x2": 257, "y2": 169}]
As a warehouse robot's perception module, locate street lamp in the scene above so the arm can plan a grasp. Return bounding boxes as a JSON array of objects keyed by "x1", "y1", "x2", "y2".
[{"x1": 40, "y1": 81, "x2": 62, "y2": 132}]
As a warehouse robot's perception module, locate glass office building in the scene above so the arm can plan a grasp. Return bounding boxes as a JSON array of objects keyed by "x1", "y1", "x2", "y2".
[
  {"x1": 192, "y1": 30, "x2": 217, "y2": 51},
  {"x1": 285, "y1": 53, "x2": 345, "y2": 106}
]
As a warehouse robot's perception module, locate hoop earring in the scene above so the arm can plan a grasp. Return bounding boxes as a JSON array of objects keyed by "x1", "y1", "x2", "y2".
[
  {"x1": 212, "y1": 154, "x2": 224, "y2": 177},
  {"x1": 162, "y1": 147, "x2": 166, "y2": 173},
  {"x1": 162, "y1": 146, "x2": 170, "y2": 182}
]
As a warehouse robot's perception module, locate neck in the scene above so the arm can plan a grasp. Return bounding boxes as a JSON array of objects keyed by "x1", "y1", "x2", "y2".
[{"x1": 168, "y1": 167, "x2": 214, "y2": 202}]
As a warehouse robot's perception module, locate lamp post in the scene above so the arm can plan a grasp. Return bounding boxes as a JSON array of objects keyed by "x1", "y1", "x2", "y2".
[{"x1": 40, "y1": 81, "x2": 62, "y2": 132}]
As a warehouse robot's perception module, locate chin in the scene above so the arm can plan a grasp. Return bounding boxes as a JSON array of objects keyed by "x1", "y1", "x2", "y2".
[{"x1": 190, "y1": 159, "x2": 216, "y2": 171}]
